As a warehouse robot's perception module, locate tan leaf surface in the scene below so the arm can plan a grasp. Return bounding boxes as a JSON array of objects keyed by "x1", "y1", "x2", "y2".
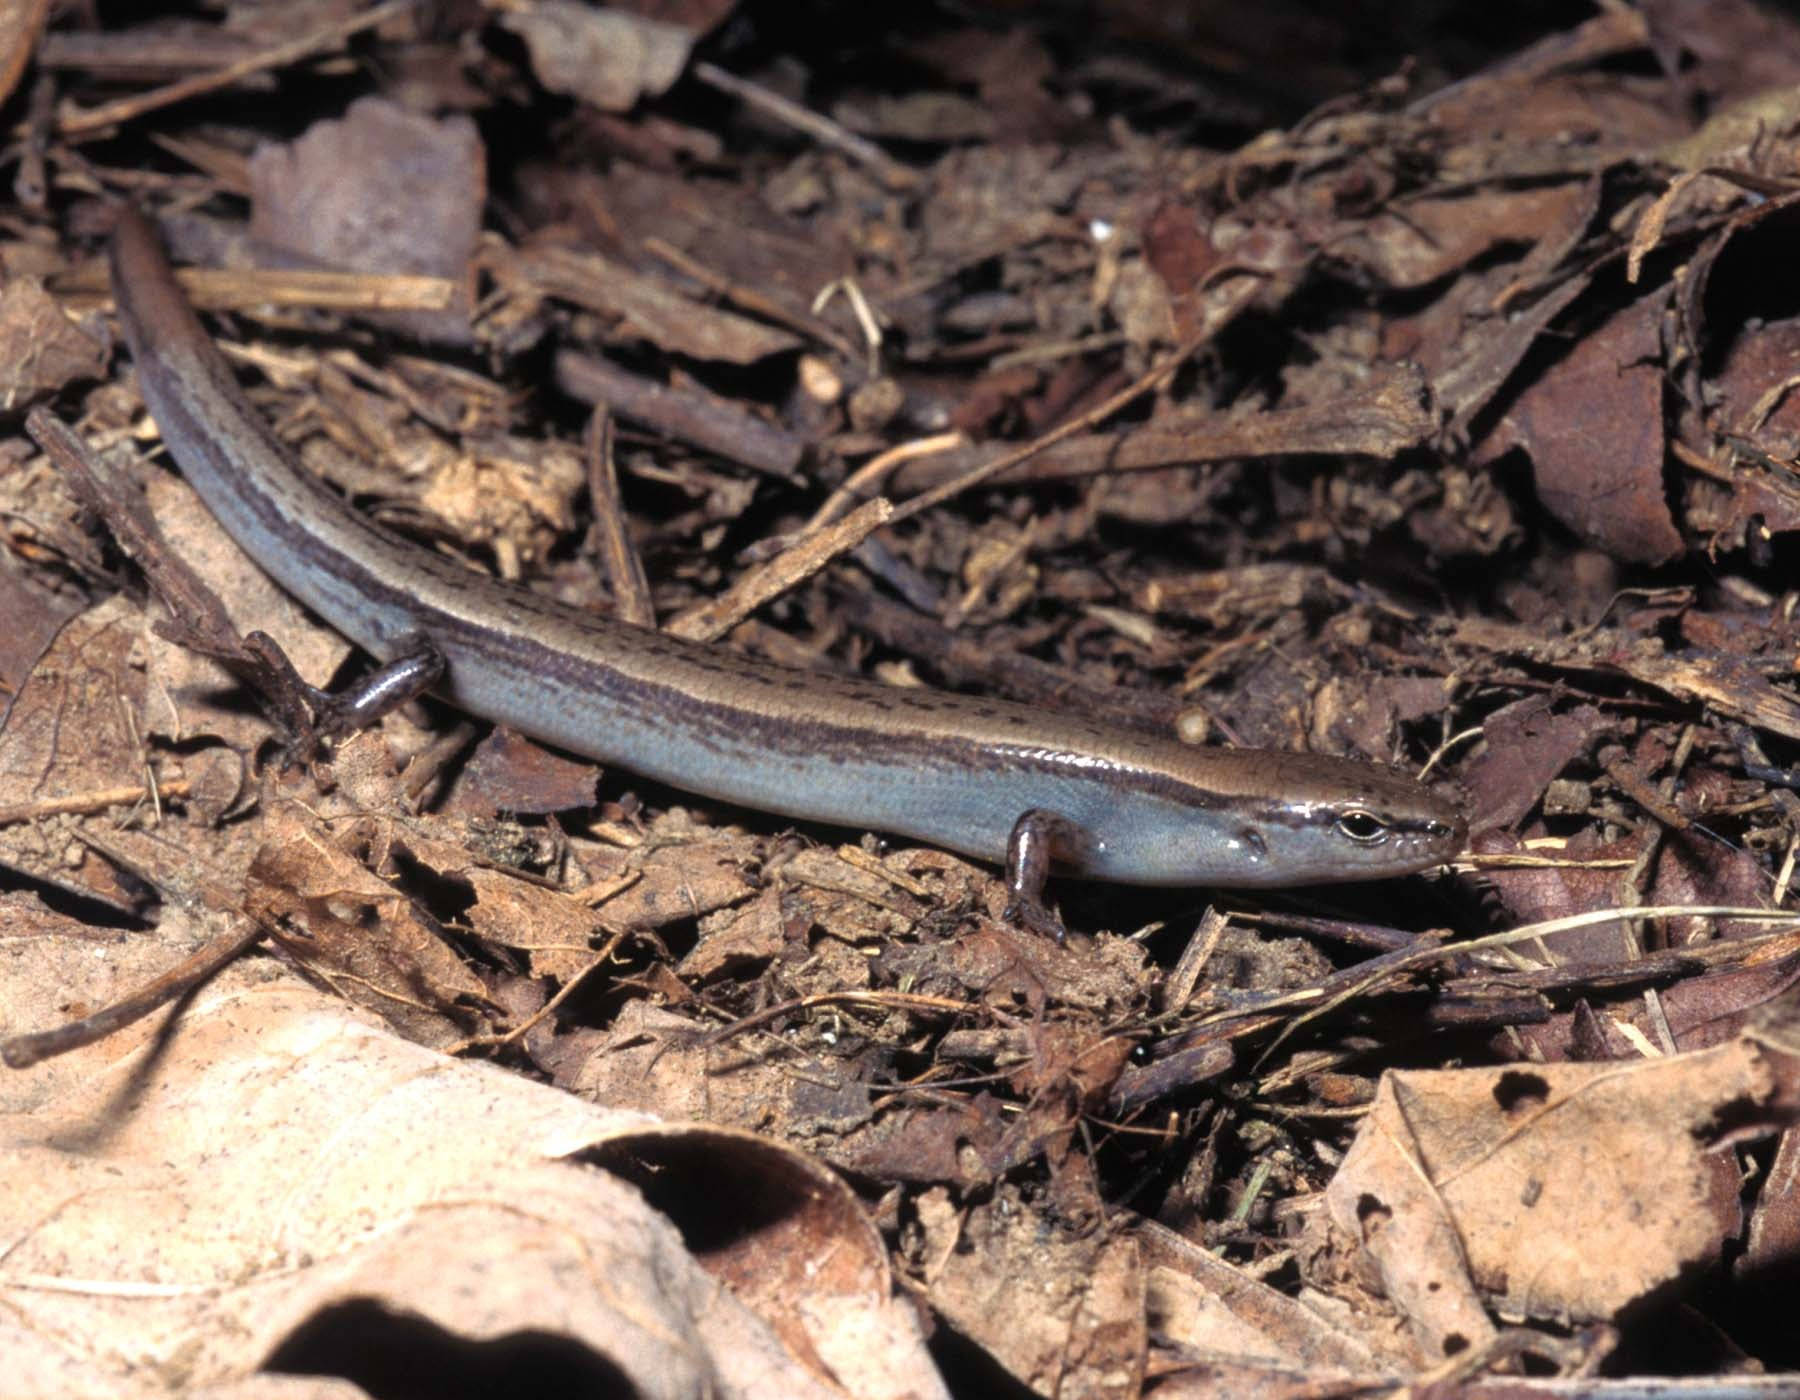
[
  {"x1": 913, "y1": 1185, "x2": 1145, "y2": 1400},
  {"x1": 1325, "y1": 1038, "x2": 1795, "y2": 1361},
  {"x1": 245, "y1": 802, "x2": 491, "y2": 1049},
  {"x1": 0, "y1": 595, "x2": 153, "y2": 910},
  {"x1": 1140, "y1": 1220, "x2": 1384, "y2": 1377},
  {"x1": 0, "y1": 896, "x2": 944, "y2": 1400}
]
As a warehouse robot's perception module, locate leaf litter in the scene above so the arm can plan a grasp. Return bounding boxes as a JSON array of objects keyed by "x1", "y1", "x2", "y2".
[{"x1": 1, "y1": 3, "x2": 1800, "y2": 1396}]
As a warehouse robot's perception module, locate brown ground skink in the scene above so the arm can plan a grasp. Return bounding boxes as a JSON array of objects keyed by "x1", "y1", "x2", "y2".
[{"x1": 106, "y1": 206, "x2": 1465, "y2": 933}]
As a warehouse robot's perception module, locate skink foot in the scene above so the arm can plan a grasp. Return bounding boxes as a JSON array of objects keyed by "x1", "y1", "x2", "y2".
[
  {"x1": 1004, "y1": 807, "x2": 1091, "y2": 943},
  {"x1": 1001, "y1": 893, "x2": 1068, "y2": 944}
]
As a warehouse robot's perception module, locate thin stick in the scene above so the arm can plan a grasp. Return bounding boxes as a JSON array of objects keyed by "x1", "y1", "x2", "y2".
[
  {"x1": 884, "y1": 306, "x2": 1245, "y2": 529},
  {"x1": 583, "y1": 408, "x2": 656, "y2": 628},
  {"x1": 0, "y1": 781, "x2": 192, "y2": 827},
  {"x1": 669, "y1": 497, "x2": 893, "y2": 643},
  {"x1": 692, "y1": 60, "x2": 918, "y2": 191},
  {"x1": 58, "y1": 0, "x2": 417, "y2": 136},
  {"x1": 2, "y1": 917, "x2": 267, "y2": 1069},
  {"x1": 803, "y1": 431, "x2": 966, "y2": 533}
]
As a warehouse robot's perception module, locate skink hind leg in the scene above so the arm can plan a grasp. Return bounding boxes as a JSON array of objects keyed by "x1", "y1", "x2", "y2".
[
  {"x1": 306, "y1": 632, "x2": 446, "y2": 739},
  {"x1": 238, "y1": 629, "x2": 444, "y2": 765},
  {"x1": 1003, "y1": 808, "x2": 1090, "y2": 942}
]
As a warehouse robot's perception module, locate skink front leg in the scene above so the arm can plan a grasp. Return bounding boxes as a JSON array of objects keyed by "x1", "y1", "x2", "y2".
[
  {"x1": 241, "y1": 629, "x2": 445, "y2": 763},
  {"x1": 1003, "y1": 808, "x2": 1092, "y2": 942},
  {"x1": 304, "y1": 632, "x2": 446, "y2": 739}
]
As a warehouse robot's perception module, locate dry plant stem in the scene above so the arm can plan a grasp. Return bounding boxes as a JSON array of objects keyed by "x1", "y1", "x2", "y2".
[
  {"x1": 57, "y1": 0, "x2": 418, "y2": 136},
  {"x1": 642, "y1": 234, "x2": 861, "y2": 362},
  {"x1": 1424, "y1": 996, "x2": 1552, "y2": 1028},
  {"x1": 15, "y1": 70, "x2": 53, "y2": 210},
  {"x1": 692, "y1": 60, "x2": 919, "y2": 191},
  {"x1": 1248, "y1": 905, "x2": 1800, "y2": 1061},
  {"x1": 884, "y1": 315, "x2": 1234, "y2": 528},
  {"x1": 704, "y1": 988, "x2": 992, "y2": 1048},
  {"x1": 0, "y1": 780, "x2": 192, "y2": 826},
  {"x1": 803, "y1": 431, "x2": 967, "y2": 532},
  {"x1": 1242, "y1": 907, "x2": 1442, "y2": 953},
  {"x1": 1159, "y1": 908, "x2": 1231, "y2": 1015},
  {"x1": 1, "y1": 916, "x2": 267, "y2": 1069},
  {"x1": 582, "y1": 408, "x2": 656, "y2": 629},
  {"x1": 149, "y1": 129, "x2": 254, "y2": 194},
  {"x1": 667, "y1": 497, "x2": 893, "y2": 643},
  {"x1": 554, "y1": 348, "x2": 804, "y2": 480},
  {"x1": 140, "y1": 266, "x2": 456, "y2": 315},
  {"x1": 1161, "y1": 913, "x2": 1800, "y2": 1061},
  {"x1": 988, "y1": 331, "x2": 1130, "y2": 371}
]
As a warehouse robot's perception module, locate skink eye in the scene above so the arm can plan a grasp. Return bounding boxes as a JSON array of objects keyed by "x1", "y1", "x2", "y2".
[{"x1": 1335, "y1": 809, "x2": 1390, "y2": 844}]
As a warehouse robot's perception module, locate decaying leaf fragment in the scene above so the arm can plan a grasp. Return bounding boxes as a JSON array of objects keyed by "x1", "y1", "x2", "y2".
[
  {"x1": 1324, "y1": 1032, "x2": 1800, "y2": 1363},
  {"x1": 1484, "y1": 289, "x2": 1683, "y2": 566},
  {"x1": 913, "y1": 1185, "x2": 1145, "y2": 1400},
  {"x1": 249, "y1": 96, "x2": 483, "y2": 343},
  {"x1": 501, "y1": 2, "x2": 695, "y2": 112}
]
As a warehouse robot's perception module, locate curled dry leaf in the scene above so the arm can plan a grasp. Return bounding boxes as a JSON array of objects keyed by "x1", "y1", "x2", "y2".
[{"x1": 0, "y1": 898, "x2": 944, "y2": 1400}]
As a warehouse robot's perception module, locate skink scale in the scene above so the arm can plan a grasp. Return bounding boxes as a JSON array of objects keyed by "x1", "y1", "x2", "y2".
[{"x1": 106, "y1": 206, "x2": 1465, "y2": 927}]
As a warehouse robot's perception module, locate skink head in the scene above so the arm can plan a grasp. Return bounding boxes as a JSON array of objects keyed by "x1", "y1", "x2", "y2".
[
  {"x1": 1243, "y1": 752, "x2": 1466, "y2": 884},
  {"x1": 1178, "y1": 750, "x2": 1465, "y2": 887}
]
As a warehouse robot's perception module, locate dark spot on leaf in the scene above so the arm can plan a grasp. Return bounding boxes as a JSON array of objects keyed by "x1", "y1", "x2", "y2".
[{"x1": 1492, "y1": 1069, "x2": 1549, "y2": 1114}]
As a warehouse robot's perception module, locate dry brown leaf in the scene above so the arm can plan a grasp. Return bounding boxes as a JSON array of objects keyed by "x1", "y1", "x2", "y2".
[
  {"x1": 678, "y1": 883, "x2": 793, "y2": 979},
  {"x1": 914, "y1": 1185, "x2": 1145, "y2": 1399},
  {"x1": 1325, "y1": 1036, "x2": 1799, "y2": 1363},
  {"x1": 0, "y1": 277, "x2": 108, "y2": 404},
  {"x1": 1489, "y1": 289, "x2": 1684, "y2": 565},
  {"x1": 0, "y1": 898, "x2": 944, "y2": 1400},
  {"x1": 442, "y1": 724, "x2": 601, "y2": 817},
  {"x1": 245, "y1": 802, "x2": 492, "y2": 1048},
  {"x1": 0, "y1": 596, "x2": 153, "y2": 910}
]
